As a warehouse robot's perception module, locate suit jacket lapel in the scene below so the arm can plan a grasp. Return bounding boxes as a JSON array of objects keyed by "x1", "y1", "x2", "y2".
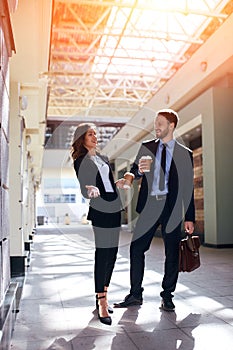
[
  {"x1": 150, "y1": 139, "x2": 159, "y2": 157},
  {"x1": 144, "y1": 139, "x2": 159, "y2": 190}
]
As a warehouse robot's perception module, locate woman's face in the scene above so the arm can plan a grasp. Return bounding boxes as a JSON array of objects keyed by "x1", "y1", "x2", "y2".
[{"x1": 83, "y1": 127, "x2": 98, "y2": 151}]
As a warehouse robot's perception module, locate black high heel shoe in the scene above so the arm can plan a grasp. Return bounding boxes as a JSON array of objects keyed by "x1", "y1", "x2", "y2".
[
  {"x1": 96, "y1": 295, "x2": 112, "y2": 326},
  {"x1": 96, "y1": 294, "x2": 113, "y2": 314}
]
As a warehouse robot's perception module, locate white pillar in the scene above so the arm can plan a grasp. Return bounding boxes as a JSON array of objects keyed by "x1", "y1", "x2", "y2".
[
  {"x1": 9, "y1": 82, "x2": 24, "y2": 256},
  {"x1": 203, "y1": 87, "x2": 233, "y2": 246}
]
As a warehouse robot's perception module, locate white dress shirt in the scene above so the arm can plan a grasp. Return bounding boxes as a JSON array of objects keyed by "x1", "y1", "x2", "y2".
[{"x1": 91, "y1": 155, "x2": 114, "y2": 193}]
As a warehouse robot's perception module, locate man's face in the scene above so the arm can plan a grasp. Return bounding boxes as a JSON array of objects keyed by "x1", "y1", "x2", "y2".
[{"x1": 155, "y1": 114, "x2": 174, "y2": 140}]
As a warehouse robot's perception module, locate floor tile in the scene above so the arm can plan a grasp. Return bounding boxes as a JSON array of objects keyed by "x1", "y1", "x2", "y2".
[{"x1": 10, "y1": 224, "x2": 233, "y2": 350}]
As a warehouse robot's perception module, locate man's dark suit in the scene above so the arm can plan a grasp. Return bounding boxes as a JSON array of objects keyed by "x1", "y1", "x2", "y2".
[{"x1": 128, "y1": 138, "x2": 195, "y2": 300}]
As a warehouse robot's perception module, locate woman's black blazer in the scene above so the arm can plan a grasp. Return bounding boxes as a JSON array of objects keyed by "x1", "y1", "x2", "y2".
[{"x1": 73, "y1": 153, "x2": 122, "y2": 228}]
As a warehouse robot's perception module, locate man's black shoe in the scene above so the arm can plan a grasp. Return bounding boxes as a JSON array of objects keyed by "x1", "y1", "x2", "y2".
[
  {"x1": 160, "y1": 299, "x2": 175, "y2": 312},
  {"x1": 113, "y1": 294, "x2": 143, "y2": 308}
]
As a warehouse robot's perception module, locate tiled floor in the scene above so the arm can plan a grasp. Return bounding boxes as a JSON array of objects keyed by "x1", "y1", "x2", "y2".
[{"x1": 10, "y1": 224, "x2": 233, "y2": 350}]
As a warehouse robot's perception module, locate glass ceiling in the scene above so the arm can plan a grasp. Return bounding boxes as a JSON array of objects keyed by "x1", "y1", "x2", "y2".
[{"x1": 46, "y1": 0, "x2": 232, "y2": 148}]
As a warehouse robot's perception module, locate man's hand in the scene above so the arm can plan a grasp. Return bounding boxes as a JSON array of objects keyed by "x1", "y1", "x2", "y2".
[
  {"x1": 85, "y1": 185, "x2": 100, "y2": 198},
  {"x1": 115, "y1": 178, "x2": 126, "y2": 189},
  {"x1": 184, "y1": 221, "x2": 194, "y2": 235},
  {"x1": 138, "y1": 156, "x2": 152, "y2": 173}
]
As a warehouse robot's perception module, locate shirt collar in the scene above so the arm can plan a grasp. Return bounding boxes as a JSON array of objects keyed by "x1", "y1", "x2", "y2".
[{"x1": 159, "y1": 139, "x2": 175, "y2": 149}]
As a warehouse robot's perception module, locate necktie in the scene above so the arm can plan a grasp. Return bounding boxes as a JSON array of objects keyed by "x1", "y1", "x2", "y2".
[{"x1": 159, "y1": 144, "x2": 166, "y2": 191}]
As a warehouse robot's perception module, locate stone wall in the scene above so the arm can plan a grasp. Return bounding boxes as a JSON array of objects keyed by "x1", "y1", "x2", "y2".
[{"x1": 0, "y1": 3, "x2": 11, "y2": 307}]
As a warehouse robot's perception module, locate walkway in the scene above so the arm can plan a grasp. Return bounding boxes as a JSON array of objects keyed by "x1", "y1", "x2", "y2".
[{"x1": 10, "y1": 224, "x2": 233, "y2": 350}]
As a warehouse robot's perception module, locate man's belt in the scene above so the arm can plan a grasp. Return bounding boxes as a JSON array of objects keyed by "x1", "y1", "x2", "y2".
[{"x1": 151, "y1": 194, "x2": 167, "y2": 201}]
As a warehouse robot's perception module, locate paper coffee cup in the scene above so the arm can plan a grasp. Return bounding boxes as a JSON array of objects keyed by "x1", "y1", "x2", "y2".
[{"x1": 139, "y1": 155, "x2": 153, "y2": 172}]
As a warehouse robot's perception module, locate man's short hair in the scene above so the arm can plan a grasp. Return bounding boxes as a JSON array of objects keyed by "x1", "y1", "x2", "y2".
[{"x1": 156, "y1": 108, "x2": 179, "y2": 128}]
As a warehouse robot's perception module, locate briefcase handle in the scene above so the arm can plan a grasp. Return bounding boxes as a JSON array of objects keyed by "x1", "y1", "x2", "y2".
[{"x1": 183, "y1": 235, "x2": 201, "y2": 251}]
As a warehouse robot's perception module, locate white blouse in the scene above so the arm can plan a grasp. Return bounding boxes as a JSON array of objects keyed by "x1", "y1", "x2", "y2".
[{"x1": 91, "y1": 155, "x2": 114, "y2": 193}]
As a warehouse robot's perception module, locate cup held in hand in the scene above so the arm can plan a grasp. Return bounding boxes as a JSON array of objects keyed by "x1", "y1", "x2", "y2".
[{"x1": 139, "y1": 155, "x2": 153, "y2": 172}]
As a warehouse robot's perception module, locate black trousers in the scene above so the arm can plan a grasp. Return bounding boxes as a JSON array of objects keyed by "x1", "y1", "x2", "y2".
[
  {"x1": 129, "y1": 196, "x2": 181, "y2": 300},
  {"x1": 93, "y1": 225, "x2": 120, "y2": 293}
]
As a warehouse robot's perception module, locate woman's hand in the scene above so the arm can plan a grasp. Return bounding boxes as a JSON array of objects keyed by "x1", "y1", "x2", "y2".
[{"x1": 85, "y1": 185, "x2": 100, "y2": 198}]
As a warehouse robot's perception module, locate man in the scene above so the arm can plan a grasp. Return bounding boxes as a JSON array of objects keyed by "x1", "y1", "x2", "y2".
[{"x1": 114, "y1": 108, "x2": 195, "y2": 311}]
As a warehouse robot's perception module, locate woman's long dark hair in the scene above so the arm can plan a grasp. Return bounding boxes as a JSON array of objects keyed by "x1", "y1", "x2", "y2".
[{"x1": 71, "y1": 123, "x2": 96, "y2": 160}]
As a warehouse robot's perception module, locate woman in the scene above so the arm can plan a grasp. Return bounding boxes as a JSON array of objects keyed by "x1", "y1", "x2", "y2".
[{"x1": 71, "y1": 123, "x2": 124, "y2": 325}]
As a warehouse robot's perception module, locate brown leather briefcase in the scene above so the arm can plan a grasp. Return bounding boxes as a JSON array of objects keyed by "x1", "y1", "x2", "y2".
[{"x1": 179, "y1": 235, "x2": 201, "y2": 272}]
